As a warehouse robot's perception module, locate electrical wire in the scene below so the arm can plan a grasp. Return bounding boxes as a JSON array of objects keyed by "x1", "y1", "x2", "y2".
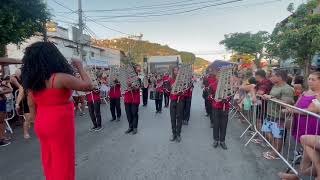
[
  {"x1": 86, "y1": 0, "x2": 245, "y2": 20},
  {"x1": 50, "y1": 0, "x2": 133, "y2": 36},
  {"x1": 91, "y1": 0, "x2": 281, "y2": 22}
]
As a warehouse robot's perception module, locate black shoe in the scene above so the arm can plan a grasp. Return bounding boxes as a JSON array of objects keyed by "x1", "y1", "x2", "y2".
[
  {"x1": 95, "y1": 126, "x2": 103, "y2": 132},
  {"x1": 0, "y1": 140, "x2": 11, "y2": 147},
  {"x1": 170, "y1": 135, "x2": 176, "y2": 141},
  {"x1": 213, "y1": 141, "x2": 219, "y2": 148},
  {"x1": 125, "y1": 128, "x2": 133, "y2": 134},
  {"x1": 132, "y1": 128, "x2": 138, "y2": 135},
  {"x1": 176, "y1": 136, "x2": 181, "y2": 143},
  {"x1": 90, "y1": 126, "x2": 98, "y2": 131},
  {"x1": 220, "y1": 142, "x2": 228, "y2": 150},
  {"x1": 110, "y1": 119, "x2": 116, "y2": 122},
  {"x1": 116, "y1": 117, "x2": 121, "y2": 121}
]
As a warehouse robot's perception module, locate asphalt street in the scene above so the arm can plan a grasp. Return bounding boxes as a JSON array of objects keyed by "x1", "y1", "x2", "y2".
[{"x1": 0, "y1": 82, "x2": 284, "y2": 180}]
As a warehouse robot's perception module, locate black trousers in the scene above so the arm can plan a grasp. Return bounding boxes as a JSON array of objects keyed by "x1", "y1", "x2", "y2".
[
  {"x1": 183, "y1": 97, "x2": 192, "y2": 122},
  {"x1": 88, "y1": 101, "x2": 102, "y2": 127},
  {"x1": 210, "y1": 106, "x2": 216, "y2": 126},
  {"x1": 125, "y1": 103, "x2": 139, "y2": 129},
  {"x1": 110, "y1": 98, "x2": 121, "y2": 120},
  {"x1": 170, "y1": 99, "x2": 184, "y2": 136},
  {"x1": 164, "y1": 93, "x2": 170, "y2": 107},
  {"x1": 155, "y1": 93, "x2": 163, "y2": 112},
  {"x1": 212, "y1": 109, "x2": 229, "y2": 142},
  {"x1": 142, "y1": 88, "x2": 148, "y2": 105},
  {"x1": 205, "y1": 98, "x2": 212, "y2": 115}
]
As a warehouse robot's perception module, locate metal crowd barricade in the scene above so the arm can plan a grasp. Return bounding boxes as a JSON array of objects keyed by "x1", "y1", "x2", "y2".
[
  {"x1": 235, "y1": 94, "x2": 320, "y2": 179},
  {"x1": 4, "y1": 94, "x2": 15, "y2": 134}
]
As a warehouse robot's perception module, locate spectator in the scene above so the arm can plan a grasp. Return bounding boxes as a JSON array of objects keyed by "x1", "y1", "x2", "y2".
[
  {"x1": 290, "y1": 72, "x2": 320, "y2": 143},
  {"x1": 0, "y1": 79, "x2": 13, "y2": 147},
  {"x1": 278, "y1": 135, "x2": 320, "y2": 180},
  {"x1": 250, "y1": 69, "x2": 273, "y2": 144},
  {"x1": 11, "y1": 69, "x2": 33, "y2": 139},
  {"x1": 293, "y1": 75, "x2": 304, "y2": 102},
  {"x1": 261, "y1": 70, "x2": 294, "y2": 160}
]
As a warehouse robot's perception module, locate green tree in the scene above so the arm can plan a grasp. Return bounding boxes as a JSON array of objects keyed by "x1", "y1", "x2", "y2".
[
  {"x1": 220, "y1": 31, "x2": 270, "y2": 68},
  {"x1": 267, "y1": 0, "x2": 320, "y2": 77},
  {"x1": 0, "y1": 0, "x2": 50, "y2": 56}
]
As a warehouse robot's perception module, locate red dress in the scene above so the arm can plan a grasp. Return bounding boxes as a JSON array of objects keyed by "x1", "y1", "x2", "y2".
[{"x1": 32, "y1": 74, "x2": 75, "y2": 180}]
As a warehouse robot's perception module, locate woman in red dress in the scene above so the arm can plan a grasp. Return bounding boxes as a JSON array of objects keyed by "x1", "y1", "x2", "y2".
[{"x1": 21, "y1": 42, "x2": 93, "y2": 180}]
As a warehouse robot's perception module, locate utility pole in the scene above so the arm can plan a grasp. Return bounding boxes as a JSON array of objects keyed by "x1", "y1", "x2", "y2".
[
  {"x1": 43, "y1": 0, "x2": 48, "y2": 42},
  {"x1": 78, "y1": 0, "x2": 84, "y2": 61}
]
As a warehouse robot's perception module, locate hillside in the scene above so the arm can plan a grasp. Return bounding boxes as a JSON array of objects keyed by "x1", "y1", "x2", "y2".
[{"x1": 92, "y1": 38, "x2": 209, "y2": 74}]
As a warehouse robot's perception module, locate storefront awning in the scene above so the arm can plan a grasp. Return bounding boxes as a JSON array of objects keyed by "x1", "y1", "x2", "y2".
[{"x1": 0, "y1": 57, "x2": 22, "y2": 65}]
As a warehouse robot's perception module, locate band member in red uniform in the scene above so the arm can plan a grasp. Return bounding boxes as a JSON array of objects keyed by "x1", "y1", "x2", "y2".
[
  {"x1": 124, "y1": 66, "x2": 141, "y2": 135},
  {"x1": 207, "y1": 72, "x2": 218, "y2": 128},
  {"x1": 109, "y1": 78, "x2": 121, "y2": 121},
  {"x1": 183, "y1": 82, "x2": 193, "y2": 125},
  {"x1": 169, "y1": 67, "x2": 184, "y2": 142},
  {"x1": 142, "y1": 74, "x2": 149, "y2": 106},
  {"x1": 163, "y1": 72, "x2": 170, "y2": 108},
  {"x1": 210, "y1": 72, "x2": 231, "y2": 150},
  {"x1": 86, "y1": 87, "x2": 102, "y2": 131},
  {"x1": 155, "y1": 75, "x2": 164, "y2": 113},
  {"x1": 202, "y1": 74, "x2": 211, "y2": 117}
]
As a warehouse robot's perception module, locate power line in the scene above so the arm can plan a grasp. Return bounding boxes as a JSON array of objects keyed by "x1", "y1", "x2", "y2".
[
  {"x1": 50, "y1": 0, "x2": 133, "y2": 36},
  {"x1": 92, "y1": 0, "x2": 281, "y2": 23},
  {"x1": 83, "y1": 0, "x2": 222, "y2": 12},
  {"x1": 86, "y1": 0, "x2": 246, "y2": 20}
]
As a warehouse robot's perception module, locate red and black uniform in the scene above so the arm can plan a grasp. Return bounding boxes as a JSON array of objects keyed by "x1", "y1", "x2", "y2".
[
  {"x1": 209, "y1": 78, "x2": 231, "y2": 143},
  {"x1": 163, "y1": 75, "x2": 170, "y2": 107},
  {"x1": 169, "y1": 78, "x2": 185, "y2": 139},
  {"x1": 183, "y1": 85, "x2": 193, "y2": 124},
  {"x1": 155, "y1": 79, "x2": 164, "y2": 113},
  {"x1": 109, "y1": 82, "x2": 121, "y2": 121},
  {"x1": 124, "y1": 80, "x2": 141, "y2": 132},
  {"x1": 207, "y1": 75, "x2": 217, "y2": 127},
  {"x1": 86, "y1": 90, "x2": 102, "y2": 128},
  {"x1": 202, "y1": 75, "x2": 213, "y2": 116}
]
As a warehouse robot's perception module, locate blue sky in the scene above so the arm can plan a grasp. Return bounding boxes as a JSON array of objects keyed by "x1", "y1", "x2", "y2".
[{"x1": 48, "y1": 0, "x2": 305, "y2": 61}]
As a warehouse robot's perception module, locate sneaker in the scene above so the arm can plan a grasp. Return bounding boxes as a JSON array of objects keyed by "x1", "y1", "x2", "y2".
[
  {"x1": 90, "y1": 127, "x2": 98, "y2": 131},
  {"x1": 0, "y1": 140, "x2": 11, "y2": 147},
  {"x1": 125, "y1": 128, "x2": 133, "y2": 134},
  {"x1": 24, "y1": 134, "x2": 31, "y2": 139},
  {"x1": 94, "y1": 126, "x2": 103, "y2": 132}
]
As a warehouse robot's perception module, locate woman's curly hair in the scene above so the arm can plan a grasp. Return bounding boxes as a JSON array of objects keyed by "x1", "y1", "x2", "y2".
[{"x1": 21, "y1": 41, "x2": 74, "y2": 92}]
